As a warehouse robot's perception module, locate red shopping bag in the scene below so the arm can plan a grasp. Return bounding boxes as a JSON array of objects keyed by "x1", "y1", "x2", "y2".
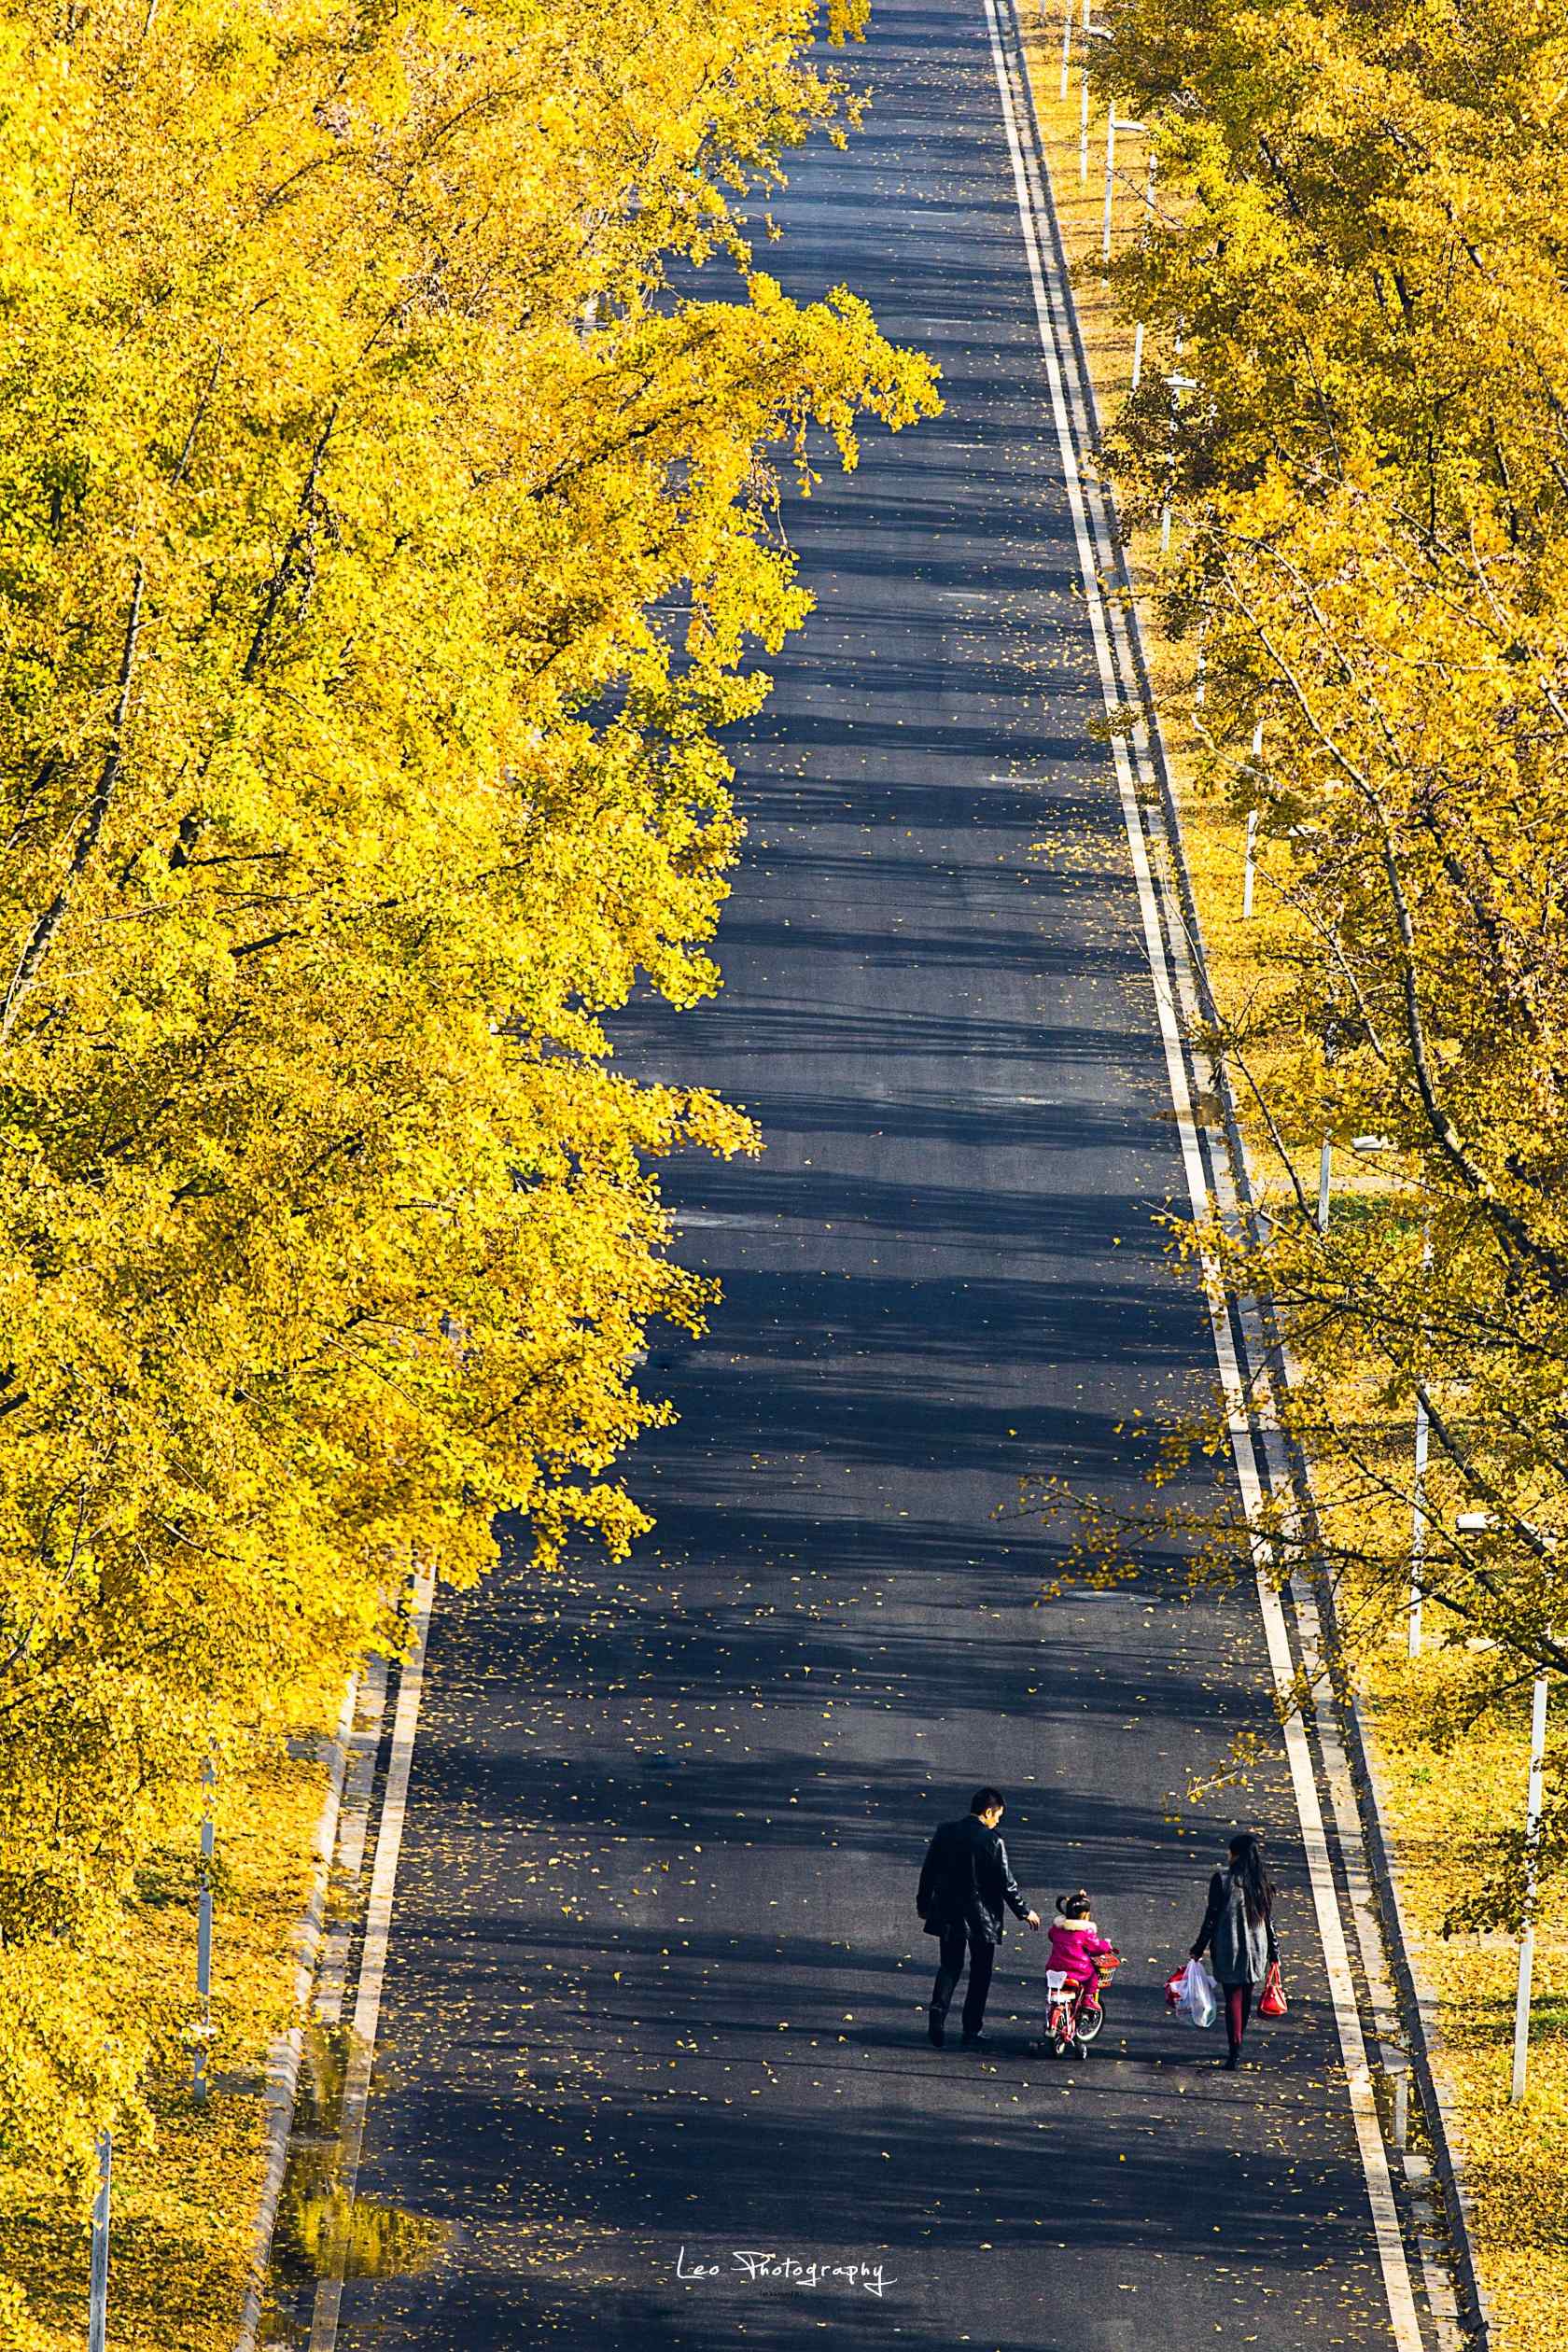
[
  {"x1": 1258, "y1": 1961, "x2": 1287, "y2": 2018},
  {"x1": 1165, "y1": 1965, "x2": 1187, "y2": 2010}
]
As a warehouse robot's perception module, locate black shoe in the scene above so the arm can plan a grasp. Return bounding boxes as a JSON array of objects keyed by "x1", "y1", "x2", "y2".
[
  {"x1": 959, "y1": 2033, "x2": 989, "y2": 2050},
  {"x1": 1224, "y1": 2050, "x2": 1240, "y2": 2071},
  {"x1": 928, "y1": 2019, "x2": 945, "y2": 2048}
]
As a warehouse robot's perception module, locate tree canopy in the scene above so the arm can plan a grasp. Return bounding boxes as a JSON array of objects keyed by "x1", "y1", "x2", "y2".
[
  {"x1": 0, "y1": 0, "x2": 936, "y2": 2278},
  {"x1": 1091, "y1": 0, "x2": 1568, "y2": 1908}
]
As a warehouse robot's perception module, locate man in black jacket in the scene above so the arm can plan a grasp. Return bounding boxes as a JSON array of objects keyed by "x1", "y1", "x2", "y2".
[{"x1": 917, "y1": 1786, "x2": 1040, "y2": 2047}]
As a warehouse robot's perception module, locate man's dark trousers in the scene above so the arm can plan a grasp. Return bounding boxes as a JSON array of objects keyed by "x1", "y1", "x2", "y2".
[{"x1": 931, "y1": 1925, "x2": 994, "y2": 2039}]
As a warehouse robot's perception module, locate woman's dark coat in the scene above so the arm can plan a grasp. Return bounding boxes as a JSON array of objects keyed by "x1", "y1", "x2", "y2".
[{"x1": 1194, "y1": 1866, "x2": 1279, "y2": 1986}]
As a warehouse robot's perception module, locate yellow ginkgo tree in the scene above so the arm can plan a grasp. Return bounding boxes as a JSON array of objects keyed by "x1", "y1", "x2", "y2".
[
  {"x1": 1087, "y1": 0, "x2": 1568, "y2": 1913},
  {"x1": 0, "y1": 0, "x2": 937, "y2": 2257}
]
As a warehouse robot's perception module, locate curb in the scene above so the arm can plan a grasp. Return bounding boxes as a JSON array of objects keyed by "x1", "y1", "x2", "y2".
[
  {"x1": 1339, "y1": 1682, "x2": 1497, "y2": 2350},
  {"x1": 236, "y1": 1672, "x2": 359, "y2": 2352}
]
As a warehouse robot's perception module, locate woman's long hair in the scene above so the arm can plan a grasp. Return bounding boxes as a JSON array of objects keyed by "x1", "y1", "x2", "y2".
[{"x1": 1227, "y1": 1832, "x2": 1274, "y2": 1925}]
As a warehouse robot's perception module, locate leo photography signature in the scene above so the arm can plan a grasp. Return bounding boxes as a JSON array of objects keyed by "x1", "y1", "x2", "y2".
[{"x1": 676, "y1": 2247, "x2": 898, "y2": 2299}]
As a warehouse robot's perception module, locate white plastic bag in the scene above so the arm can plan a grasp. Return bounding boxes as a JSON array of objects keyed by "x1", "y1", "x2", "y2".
[{"x1": 1174, "y1": 1958, "x2": 1218, "y2": 2029}]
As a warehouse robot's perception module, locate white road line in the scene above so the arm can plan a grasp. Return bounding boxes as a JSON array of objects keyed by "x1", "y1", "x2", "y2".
[
  {"x1": 308, "y1": 1564, "x2": 438, "y2": 2352},
  {"x1": 977, "y1": 4, "x2": 1426, "y2": 2344},
  {"x1": 237, "y1": 1672, "x2": 359, "y2": 2352},
  {"x1": 315, "y1": 1654, "x2": 391, "y2": 2029}
]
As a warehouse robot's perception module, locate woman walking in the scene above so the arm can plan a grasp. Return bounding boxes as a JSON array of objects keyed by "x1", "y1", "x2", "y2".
[{"x1": 1191, "y1": 1830, "x2": 1279, "y2": 2069}]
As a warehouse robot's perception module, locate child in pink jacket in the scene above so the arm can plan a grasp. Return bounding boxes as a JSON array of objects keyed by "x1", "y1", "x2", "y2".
[{"x1": 1046, "y1": 1890, "x2": 1116, "y2": 2012}]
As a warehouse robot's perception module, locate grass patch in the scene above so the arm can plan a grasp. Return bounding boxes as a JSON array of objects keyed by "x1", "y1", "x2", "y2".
[{"x1": 0, "y1": 1721, "x2": 335, "y2": 2351}]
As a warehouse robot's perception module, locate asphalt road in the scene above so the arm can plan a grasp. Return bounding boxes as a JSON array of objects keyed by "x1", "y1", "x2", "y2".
[{"x1": 325, "y1": 2, "x2": 1406, "y2": 2345}]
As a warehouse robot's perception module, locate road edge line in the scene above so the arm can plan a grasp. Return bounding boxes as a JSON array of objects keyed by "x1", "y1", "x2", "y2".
[
  {"x1": 306, "y1": 1561, "x2": 438, "y2": 2352},
  {"x1": 236, "y1": 1672, "x2": 360, "y2": 2352}
]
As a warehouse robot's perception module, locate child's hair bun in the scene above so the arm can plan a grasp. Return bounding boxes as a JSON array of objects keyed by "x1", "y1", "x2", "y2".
[{"x1": 1058, "y1": 1888, "x2": 1091, "y2": 1917}]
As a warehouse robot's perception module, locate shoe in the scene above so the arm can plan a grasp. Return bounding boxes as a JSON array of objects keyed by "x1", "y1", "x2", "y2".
[
  {"x1": 959, "y1": 2033, "x2": 989, "y2": 2050},
  {"x1": 1224, "y1": 2050, "x2": 1240, "y2": 2071},
  {"x1": 928, "y1": 2019, "x2": 945, "y2": 2049}
]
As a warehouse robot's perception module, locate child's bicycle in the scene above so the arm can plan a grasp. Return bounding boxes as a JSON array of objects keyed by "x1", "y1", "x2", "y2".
[{"x1": 1043, "y1": 1949, "x2": 1121, "y2": 2059}]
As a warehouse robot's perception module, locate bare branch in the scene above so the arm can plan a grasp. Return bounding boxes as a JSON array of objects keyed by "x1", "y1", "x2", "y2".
[{"x1": 0, "y1": 561, "x2": 146, "y2": 1043}]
